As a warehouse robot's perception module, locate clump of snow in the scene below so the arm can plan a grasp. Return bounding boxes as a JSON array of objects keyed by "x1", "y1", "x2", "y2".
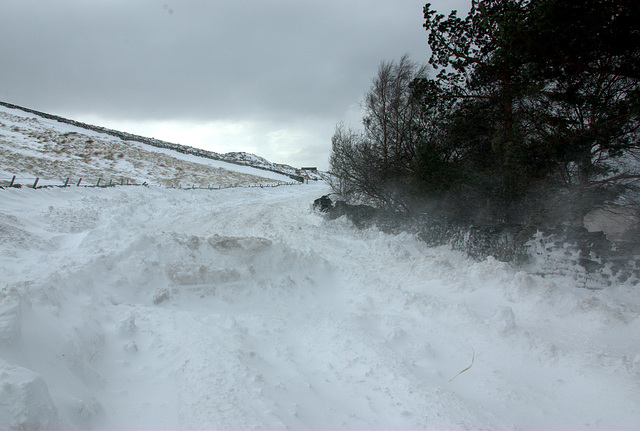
[{"x1": 0, "y1": 362, "x2": 60, "y2": 430}]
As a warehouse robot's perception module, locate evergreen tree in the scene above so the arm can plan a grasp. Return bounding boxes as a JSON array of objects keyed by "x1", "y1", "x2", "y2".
[{"x1": 412, "y1": 0, "x2": 640, "y2": 226}]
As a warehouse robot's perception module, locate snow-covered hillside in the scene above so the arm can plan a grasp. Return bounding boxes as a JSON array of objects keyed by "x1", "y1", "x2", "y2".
[
  {"x1": 0, "y1": 103, "x2": 297, "y2": 188},
  {"x1": 1, "y1": 104, "x2": 639, "y2": 430}
]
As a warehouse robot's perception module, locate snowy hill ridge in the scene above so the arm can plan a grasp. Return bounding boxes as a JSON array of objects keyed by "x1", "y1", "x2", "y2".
[{"x1": 0, "y1": 100, "x2": 313, "y2": 183}]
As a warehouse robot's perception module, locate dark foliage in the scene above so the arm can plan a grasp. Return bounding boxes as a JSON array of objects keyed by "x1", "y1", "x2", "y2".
[
  {"x1": 412, "y1": 0, "x2": 640, "y2": 227},
  {"x1": 328, "y1": 0, "x2": 640, "y2": 265}
]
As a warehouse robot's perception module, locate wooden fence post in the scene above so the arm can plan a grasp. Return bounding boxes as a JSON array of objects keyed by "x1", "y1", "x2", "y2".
[
  {"x1": 9, "y1": 176, "x2": 15, "y2": 187},
  {"x1": 33, "y1": 178, "x2": 39, "y2": 189},
  {"x1": 64, "y1": 178, "x2": 70, "y2": 187},
  {"x1": 96, "y1": 178, "x2": 101, "y2": 187},
  {"x1": 77, "y1": 178, "x2": 82, "y2": 187}
]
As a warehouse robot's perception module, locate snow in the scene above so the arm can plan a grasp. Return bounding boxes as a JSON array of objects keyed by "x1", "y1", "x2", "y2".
[
  {"x1": 0, "y1": 104, "x2": 294, "y2": 187},
  {"x1": 121, "y1": 142, "x2": 293, "y2": 182},
  {"x1": 1, "y1": 180, "x2": 639, "y2": 430}
]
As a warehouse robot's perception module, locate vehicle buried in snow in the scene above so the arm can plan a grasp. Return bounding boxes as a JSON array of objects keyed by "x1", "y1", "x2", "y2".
[{"x1": 313, "y1": 195, "x2": 333, "y2": 212}]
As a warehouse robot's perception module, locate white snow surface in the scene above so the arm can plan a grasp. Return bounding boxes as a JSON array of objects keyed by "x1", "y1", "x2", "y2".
[{"x1": 1, "y1": 181, "x2": 640, "y2": 430}]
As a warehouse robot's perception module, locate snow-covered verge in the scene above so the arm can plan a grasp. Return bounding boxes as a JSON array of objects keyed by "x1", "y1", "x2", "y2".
[
  {"x1": 1, "y1": 181, "x2": 639, "y2": 430},
  {"x1": 0, "y1": 104, "x2": 293, "y2": 188}
]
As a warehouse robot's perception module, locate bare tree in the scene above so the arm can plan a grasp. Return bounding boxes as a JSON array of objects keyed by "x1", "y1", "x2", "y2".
[
  {"x1": 329, "y1": 56, "x2": 428, "y2": 211},
  {"x1": 363, "y1": 54, "x2": 428, "y2": 177}
]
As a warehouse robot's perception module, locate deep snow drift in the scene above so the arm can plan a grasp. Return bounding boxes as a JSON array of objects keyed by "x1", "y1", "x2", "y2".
[{"x1": 1, "y1": 181, "x2": 639, "y2": 430}]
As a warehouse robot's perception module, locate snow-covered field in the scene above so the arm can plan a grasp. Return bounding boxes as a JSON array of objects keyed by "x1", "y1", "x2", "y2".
[
  {"x1": 1, "y1": 180, "x2": 640, "y2": 430},
  {"x1": 0, "y1": 105, "x2": 293, "y2": 188}
]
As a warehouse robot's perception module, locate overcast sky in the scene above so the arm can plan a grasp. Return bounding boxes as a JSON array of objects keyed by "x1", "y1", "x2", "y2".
[{"x1": 1, "y1": 0, "x2": 468, "y2": 170}]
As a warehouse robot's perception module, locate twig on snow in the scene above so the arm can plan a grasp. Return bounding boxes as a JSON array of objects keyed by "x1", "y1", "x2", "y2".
[{"x1": 449, "y1": 348, "x2": 475, "y2": 382}]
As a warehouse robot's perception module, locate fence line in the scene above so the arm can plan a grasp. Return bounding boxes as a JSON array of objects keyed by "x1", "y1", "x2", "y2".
[{"x1": 0, "y1": 175, "x2": 300, "y2": 191}]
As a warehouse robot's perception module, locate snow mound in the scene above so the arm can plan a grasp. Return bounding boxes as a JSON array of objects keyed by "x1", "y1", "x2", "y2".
[
  {"x1": 0, "y1": 362, "x2": 60, "y2": 430},
  {"x1": 69, "y1": 231, "x2": 333, "y2": 311}
]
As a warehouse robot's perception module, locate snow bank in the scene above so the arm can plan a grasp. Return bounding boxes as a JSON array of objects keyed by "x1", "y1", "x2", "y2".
[
  {"x1": 0, "y1": 362, "x2": 60, "y2": 430},
  {"x1": 1, "y1": 182, "x2": 639, "y2": 429}
]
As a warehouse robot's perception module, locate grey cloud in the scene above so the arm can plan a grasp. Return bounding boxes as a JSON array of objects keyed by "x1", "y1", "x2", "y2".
[{"x1": 0, "y1": 0, "x2": 468, "y2": 167}]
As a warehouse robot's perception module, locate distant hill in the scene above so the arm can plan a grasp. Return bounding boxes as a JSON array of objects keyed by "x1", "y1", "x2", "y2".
[{"x1": 0, "y1": 101, "x2": 323, "y2": 188}]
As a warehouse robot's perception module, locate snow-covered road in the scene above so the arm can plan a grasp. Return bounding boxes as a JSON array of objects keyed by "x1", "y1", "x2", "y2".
[{"x1": 1, "y1": 182, "x2": 639, "y2": 429}]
